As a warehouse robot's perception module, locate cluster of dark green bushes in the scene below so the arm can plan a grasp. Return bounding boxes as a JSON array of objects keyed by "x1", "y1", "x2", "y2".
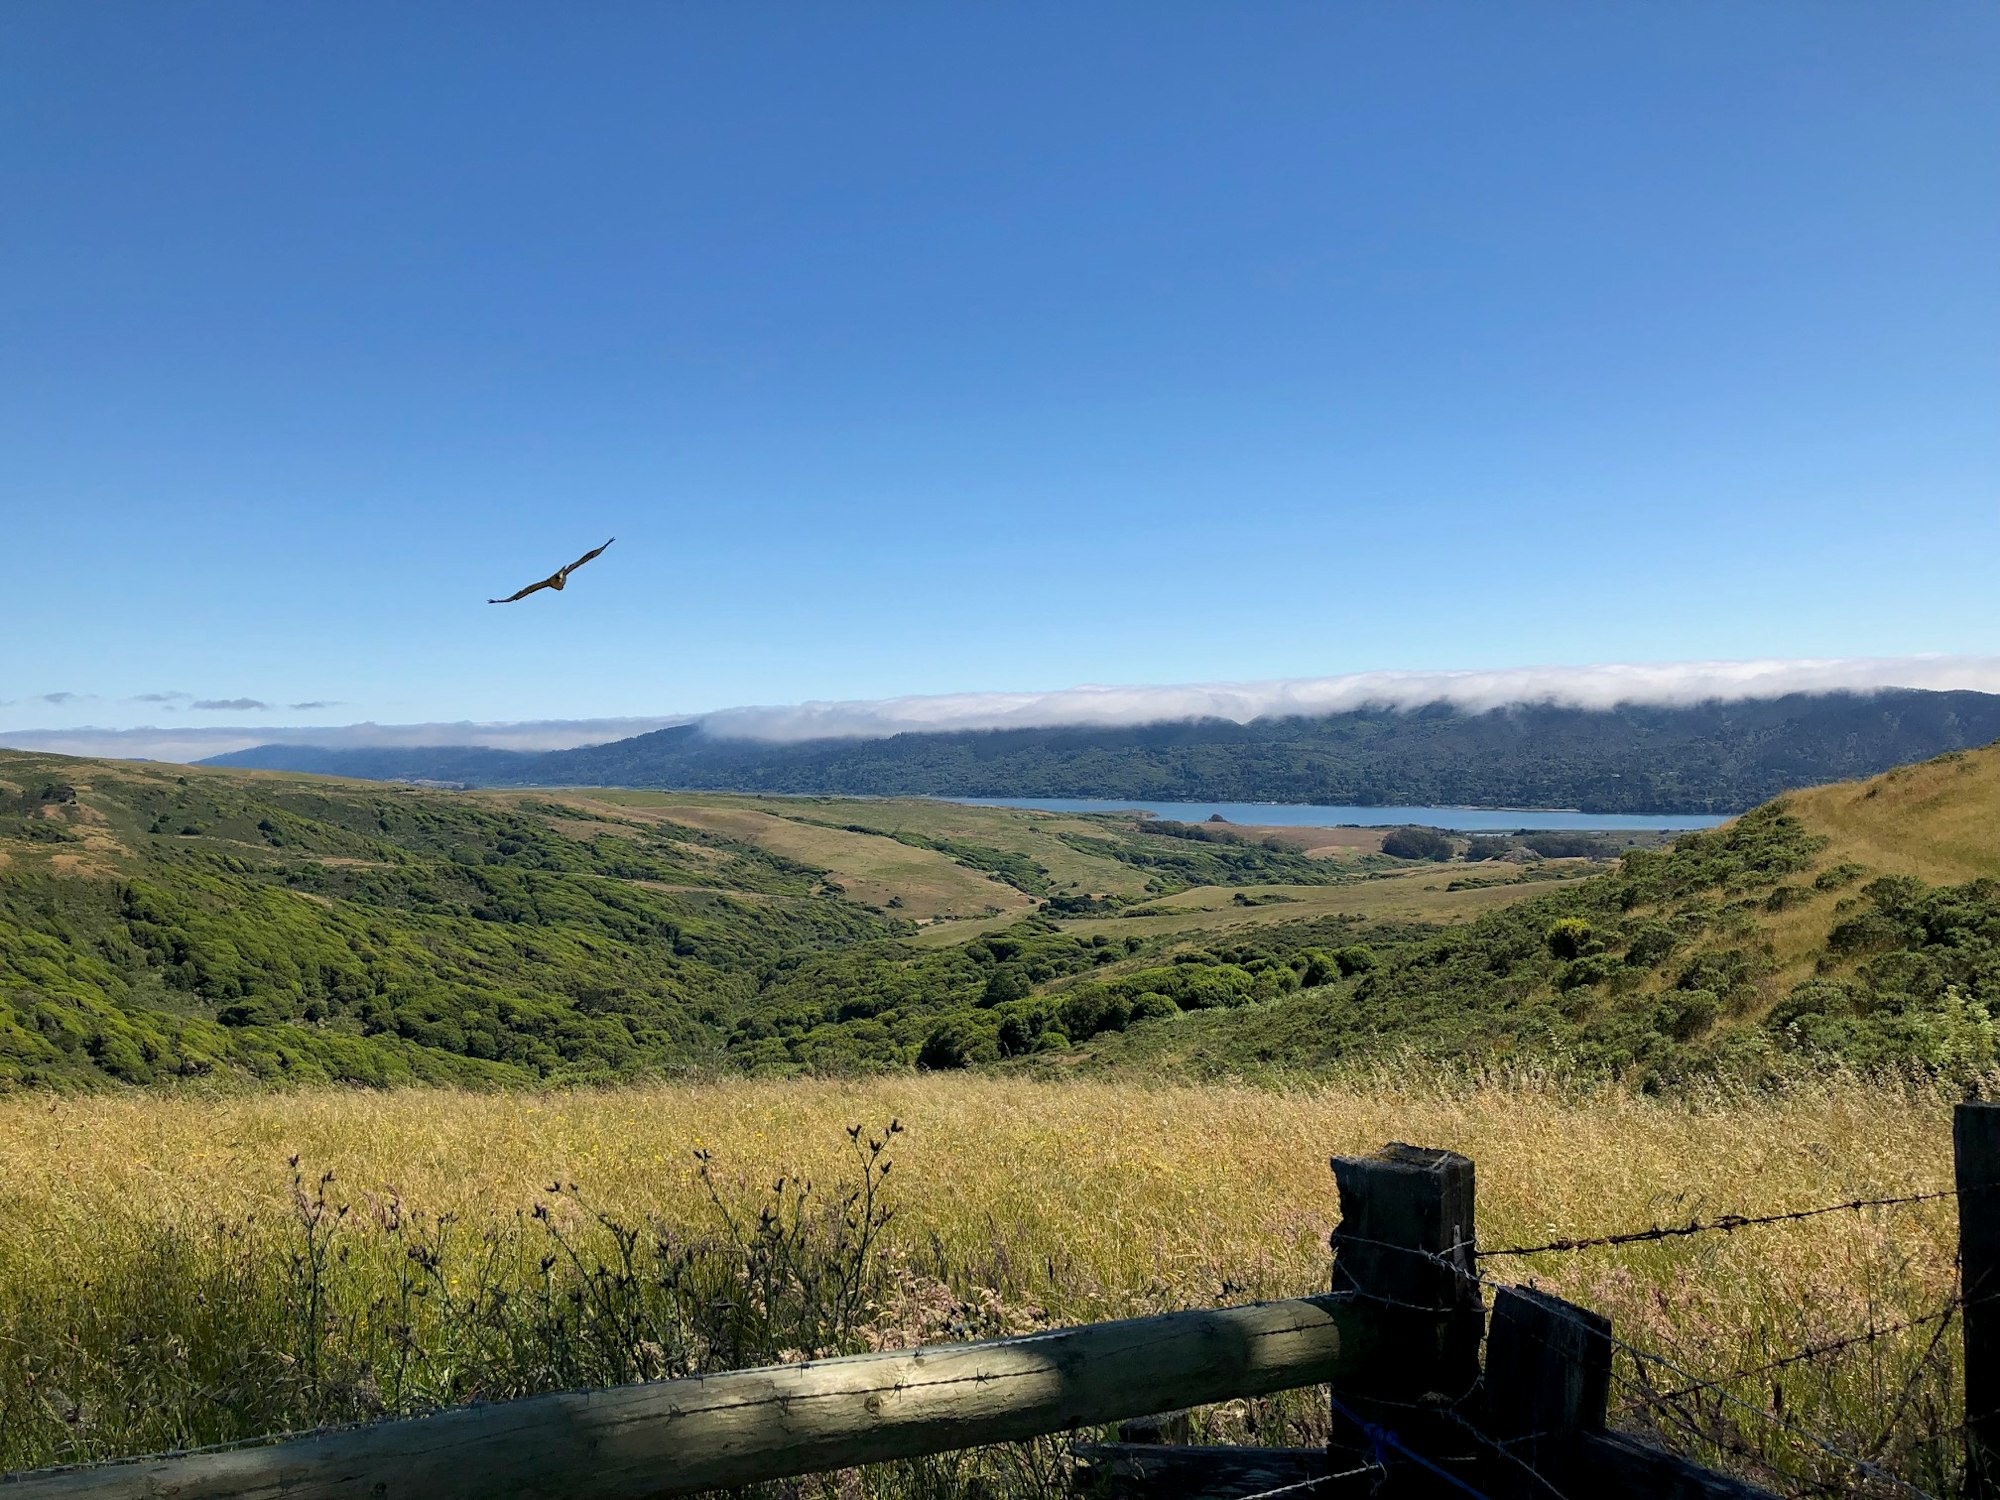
[
  {"x1": 725, "y1": 922, "x2": 1131, "y2": 1072},
  {"x1": 1763, "y1": 874, "x2": 2000, "y2": 1076},
  {"x1": 913, "y1": 929, "x2": 1383, "y2": 1071},
  {"x1": 713, "y1": 910, "x2": 1393, "y2": 1075},
  {"x1": 1380, "y1": 826, "x2": 1454, "y2": 861},
  {"x1": 1055, "y1": 828, "x2": 1348, "y2": 892}
]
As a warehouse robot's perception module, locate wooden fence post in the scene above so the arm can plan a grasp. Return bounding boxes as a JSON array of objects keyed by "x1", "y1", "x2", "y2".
[
  {"x1": 1328, "y1": 1144, "x2": 1483, "y2": 1488},
  {"x1": 1484, "y1": 1285, "x2": 1779, "y2": 1500},
  {"x1": 1960, "y1": 1101, "x2": 2000, "y2": 1500},
  {"x1": 1480, "y1": 1285, "x2": 1610, "y2": 1496}
]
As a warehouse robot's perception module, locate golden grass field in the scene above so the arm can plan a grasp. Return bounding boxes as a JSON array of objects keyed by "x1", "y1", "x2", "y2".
[
  {"x1": 549, "y1": 792, "x2": 1034, "y2": 922},
  {"x1": 0, "y1": 1075, "x2": 1966, "y2": 1491},
  {"x1": 571, "y1": 790, "x2": 1165, "y2": 906}
]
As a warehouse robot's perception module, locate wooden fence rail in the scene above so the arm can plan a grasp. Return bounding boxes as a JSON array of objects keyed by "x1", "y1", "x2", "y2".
[{"x1": 0, "y1": 1295, "x2": 1392, "y2": 1500}]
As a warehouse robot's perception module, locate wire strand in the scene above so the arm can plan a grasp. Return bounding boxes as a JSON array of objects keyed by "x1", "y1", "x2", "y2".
[
  {"x1": 1614, "y1": 1300, "x2": 1964, "y2": 1416},
  {"x1": 1481, "y1": 1188, "x2": 1962, "y2": 1259},
  {"x1": 1228, "y1": 1459, "x2": 1387, "y2": 1500},
  {"x1": 1327, "y1": 1390, "x2": 1493, "y2": 1500}
]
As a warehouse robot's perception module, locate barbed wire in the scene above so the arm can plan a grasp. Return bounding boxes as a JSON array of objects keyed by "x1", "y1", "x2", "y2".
[
  {"x1": 1519, "y1": 1283, "x2": 1941, "y2": 1500},
  {"x1": 1614, "y1": 1299, "x2": 1964, "y2": 1417},
  {"x1": 1868, "y1": 1297, "x2": 1964, "y2": 1463},
  {"x1": 1480, "y1": 1187, "x2": 1963, "y2": 1260},
  {"x1": 1626, "y1": 1377, "x2": 1864, "y2": 1500},
  {"x1": 1327, "y1": 1388, "x2": 1492, "y2": 1500},
  {"x1": 1224, "y1": 1472, "x2": 1384, "y2": 1500}
]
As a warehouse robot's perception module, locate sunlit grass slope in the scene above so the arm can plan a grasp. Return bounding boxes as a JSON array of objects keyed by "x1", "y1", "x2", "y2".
[
  {"x1": 1711, "y1": 744, "x2": 2000, "y2": 994},
  {"x1": 546, "y1": 792, "x2": 1034, "y2": 922},
  {"x1": 1790, "y1": 746, "x2": 2000, "y2": 884}
]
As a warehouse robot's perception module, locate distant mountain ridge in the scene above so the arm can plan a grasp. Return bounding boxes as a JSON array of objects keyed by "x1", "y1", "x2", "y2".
[{"x1": 199, "y1": 689, "x2": 2000, "y2": 814}]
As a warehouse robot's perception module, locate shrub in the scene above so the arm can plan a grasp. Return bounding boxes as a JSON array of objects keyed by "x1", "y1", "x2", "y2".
[
  {"x1": 980, "y1": 969, "x2": 1030, "y2": 1005},
  {"x1": 1624, "y1": 923, "x2": 1679, "y2": 969},
  {"x1": 1560, "y1": 955, "x2": 1620, "y2": 991},
  {"x1": 1333, "y1": 944, "x2": 1378, "y2": 977},
  {"x1": 1381, "y1": 826, "x2": 1454, "y2": 861},
  {"x1": 1768, "y1": 980, "x2": 1854, "y2": 1029},
  {"x1": 916, "y1": 1017, "x2": 998, "y2": 1070},
  {"x1": 1298, "y1": 950, "x2": 1338, "y2": 987},
  {"x1": 1656, "y1": 989, "x2": 1720, "y2": 1041},
  {"x1": 1764, "y1": 884, "x2": 1811, "y2": 912},
  {"x1": 1828, "y1": 914, "x2": 1906, "y2": 957},
  {"x1": 1546, "y1": 918, "x2": 1594, "y2": 961}
]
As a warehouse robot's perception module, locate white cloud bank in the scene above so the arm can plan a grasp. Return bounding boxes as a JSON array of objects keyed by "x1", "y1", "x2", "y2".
[
  {"x1": 4, "y1": 656, "x2": 1998, "y2": 763},
  {"x1": 699, "y1": 655, "x2": 2000, "y2": 742}
]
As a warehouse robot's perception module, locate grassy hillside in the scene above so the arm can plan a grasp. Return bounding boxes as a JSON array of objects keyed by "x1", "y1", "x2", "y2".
[
  {"x1": 0, "y1": 751, "x2": 1570, "y2": 1089},
  {"x1": 205, "y1": 689, "x2": 2000, "y2": 814},
  {"x1": 1785, "y1": 747, "x2": 2000, "y2": 884},
  {"x1": 1078, "y1": 745, "x2": 2000, "y2": 1086},
  {"x1": 0, "y1": 753, "x2": 892, "y2": 1088}
]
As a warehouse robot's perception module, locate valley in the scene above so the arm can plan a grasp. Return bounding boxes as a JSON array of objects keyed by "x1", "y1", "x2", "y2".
[
  {"x1": 0, "y1": 748, "x2": 1579, "y2": 1087},
  {"x1": 6, "y1": 735, "x2": 2000, "y2": 1091}
]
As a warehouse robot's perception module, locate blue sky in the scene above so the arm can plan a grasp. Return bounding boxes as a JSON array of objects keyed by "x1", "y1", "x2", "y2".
[{"x1": 4, "y1": 2, "x2": 1996, "y2": 740}]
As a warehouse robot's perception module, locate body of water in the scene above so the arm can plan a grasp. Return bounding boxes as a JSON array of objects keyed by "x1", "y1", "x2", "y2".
[{"x1": 949, "y1": 797, "x2": 1727, "y2": 833}]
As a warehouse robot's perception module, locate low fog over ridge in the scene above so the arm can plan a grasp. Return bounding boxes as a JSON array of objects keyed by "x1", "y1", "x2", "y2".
[
  {"x1": 4, "y1": 656, "x2": 1999, "y2": 764},
  {"x1": 702, "y1": 656, "x2": 2000, "y2": 742}
]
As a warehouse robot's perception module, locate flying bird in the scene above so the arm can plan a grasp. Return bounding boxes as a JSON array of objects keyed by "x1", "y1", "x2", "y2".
[{"x1": 488, "y1": 538, "x2": 616, "y2": 604}]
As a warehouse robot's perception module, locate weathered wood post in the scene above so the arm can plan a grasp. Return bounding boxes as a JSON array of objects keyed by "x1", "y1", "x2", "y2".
[
  {"x1": 1482, "y1": 1284, "x2": 1779, "y2": 1499},
  {"x1": 1960, "y1": 1101, "x2": 2000, "y2": 1500},
  {"x1": 1479, "y1": 1284, "x2": 1610, "y2": 1496},
  {"x1": 1328, "y1": 1144, "x2": 1483, "y2": 1490}
]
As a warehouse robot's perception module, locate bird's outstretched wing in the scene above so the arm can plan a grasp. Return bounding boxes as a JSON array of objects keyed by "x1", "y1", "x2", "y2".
[
  {"x1": 559, "y1": 537, "x2": 615, "y2": 579},
  {"x1": 489, "y1": 572, "x2": 561, "y2": 604}
]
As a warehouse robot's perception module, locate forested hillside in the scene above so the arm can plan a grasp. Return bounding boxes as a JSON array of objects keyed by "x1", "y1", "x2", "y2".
[
  {"x1": 0, "y1": 755, "x2": 894, "y2": 1087},
  {"x1": 202, "y1": 689, "x2": 2000, "y2": 814}
]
